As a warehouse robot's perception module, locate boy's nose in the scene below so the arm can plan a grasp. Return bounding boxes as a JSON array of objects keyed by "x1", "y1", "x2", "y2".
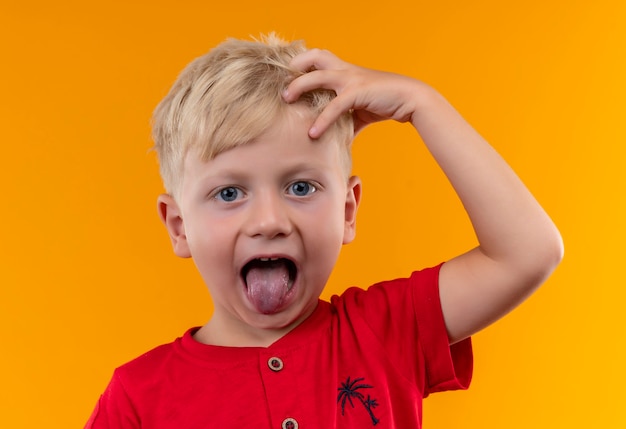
[{"x1": 244, "y1": 192, "x2": 293, "y2": 239}]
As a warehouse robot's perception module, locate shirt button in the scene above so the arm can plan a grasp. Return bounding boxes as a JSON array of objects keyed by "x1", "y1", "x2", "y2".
[
  {"x1": 282, "y1": 417, "x2": 298, "y2": 429},
  {"x1": 268, "y1": 357, "x2": 284, "y2": 372}
]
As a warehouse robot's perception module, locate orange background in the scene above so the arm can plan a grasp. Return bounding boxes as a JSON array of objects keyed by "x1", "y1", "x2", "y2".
[{"x1": 1, "y1": 1, "x2": 625, "y2": 427}]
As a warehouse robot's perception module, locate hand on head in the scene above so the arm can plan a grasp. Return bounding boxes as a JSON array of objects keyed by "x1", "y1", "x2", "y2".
[{"x1": 283, "y1": 49, "x2": 422, "y2": 138}]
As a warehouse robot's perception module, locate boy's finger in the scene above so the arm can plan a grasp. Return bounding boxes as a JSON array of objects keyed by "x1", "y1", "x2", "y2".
[
  {"x1": 283, "y1": 69, "x2": 342, "y2": 103},
  {"x1": 308, "y1": 95, "x2": 353, "y2": 139},
  {"x1": 289, "y1": 48, "x2": 343, "y2": 73}
]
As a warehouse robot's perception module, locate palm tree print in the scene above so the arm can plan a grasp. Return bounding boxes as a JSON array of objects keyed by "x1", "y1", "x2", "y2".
[{"x1": 337, "y1": 376, "x2": 380, "y2": 426}]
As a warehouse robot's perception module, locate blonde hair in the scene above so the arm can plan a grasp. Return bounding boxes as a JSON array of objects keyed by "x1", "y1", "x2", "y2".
[{"x1": 152, "y1": 33, "x2": 354, "y2": 197}]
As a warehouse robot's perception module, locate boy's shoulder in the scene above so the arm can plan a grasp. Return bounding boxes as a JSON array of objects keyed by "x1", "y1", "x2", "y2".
[{"x1": 114, "y1": 332, "x2": 187, "y2": 378}]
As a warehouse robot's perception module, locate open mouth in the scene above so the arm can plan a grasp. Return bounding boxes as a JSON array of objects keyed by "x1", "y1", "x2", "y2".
[
  {"x1": 241, "y1": 257, "x2": 297, "y2": 286},
  {"x1": 241, "y1": 258, "x2": 298, "y2": 314}
]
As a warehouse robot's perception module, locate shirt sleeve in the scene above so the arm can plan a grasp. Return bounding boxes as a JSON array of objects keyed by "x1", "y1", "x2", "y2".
[
  {"x1": 84, "y1": 371, "x2": 141, "y2": 429},
  {"x1": 344, "y1": 264, "x2": 473, "y2": 396},
  {"x1": 411, "y1": 264, "x2": 472, "y2": 395}
]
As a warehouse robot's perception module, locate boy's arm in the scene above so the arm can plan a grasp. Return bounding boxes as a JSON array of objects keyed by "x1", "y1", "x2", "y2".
[{"x1": 284, "y1": 49, "x2": 564, "y2": 344}]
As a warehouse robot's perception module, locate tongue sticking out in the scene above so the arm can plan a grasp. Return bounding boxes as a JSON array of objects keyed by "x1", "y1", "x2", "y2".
[{"x1": 245, "y1": 259, "x2": 292, "y2": 314}]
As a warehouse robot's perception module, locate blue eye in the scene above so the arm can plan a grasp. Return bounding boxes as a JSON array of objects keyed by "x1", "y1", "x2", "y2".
[
  {"x1": 216, "y1": 187, "x2": 241, "y2": 202},
  {"x1": 289, "y1": 181, "x2": 316, "y2": 197}
]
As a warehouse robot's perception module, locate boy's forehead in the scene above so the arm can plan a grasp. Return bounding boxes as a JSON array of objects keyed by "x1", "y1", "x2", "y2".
[
  {"x1": 180, "y1": 104, "x2": 352, "y2": 190},
  {"x1": 192, "y1": 104, "x2": 328, "y2": 158},
  {"x1": 186, "y1": 119, "x2": 343, "y2": 171}
]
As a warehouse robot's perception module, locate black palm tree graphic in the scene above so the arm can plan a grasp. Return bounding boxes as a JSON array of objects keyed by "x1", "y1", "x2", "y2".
[{"x1": 337, "y1": 376, "x2": 380, "y2": 426}]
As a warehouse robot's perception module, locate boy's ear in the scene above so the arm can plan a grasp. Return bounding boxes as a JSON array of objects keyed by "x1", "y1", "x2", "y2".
[
  {"x1": 343, "y1": 176, "x2": 362, "y2": 244},
  {"x1": 157, "y1": 194, "x2": 192, "y2": 258}
]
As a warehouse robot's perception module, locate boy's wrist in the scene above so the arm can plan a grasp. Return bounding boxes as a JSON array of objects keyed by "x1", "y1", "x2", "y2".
[{"x1": 408, "y1": 81, "x2": 447, "y2": 126}]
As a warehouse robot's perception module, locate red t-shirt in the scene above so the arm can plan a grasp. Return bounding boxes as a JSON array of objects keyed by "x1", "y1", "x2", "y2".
[{"x1": 86, "y1": 265, "x2": 472, "y2": 428}]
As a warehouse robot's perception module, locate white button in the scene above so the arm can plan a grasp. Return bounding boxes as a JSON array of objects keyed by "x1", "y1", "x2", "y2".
[
  {"x1": 268, "y1": 357, "x2": 284, "y2": 371},
  {"x1": 282, "y1": 417, "x2": 298, "y2": 429}
]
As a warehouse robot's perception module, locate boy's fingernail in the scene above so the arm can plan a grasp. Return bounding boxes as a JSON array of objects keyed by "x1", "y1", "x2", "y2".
[
  {"x1": 282, "y1": 89, "x2": 290, "y2": 100},
  {"x1": 309, "y1": 126, "x2": 318, "y2": 138}
]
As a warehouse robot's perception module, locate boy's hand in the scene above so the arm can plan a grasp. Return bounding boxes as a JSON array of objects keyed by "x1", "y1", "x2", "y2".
[
  {"x1": 283, "y1": 49, "x2": 423, "y2": 138},
  {"x1": 285, "y1": 48, "x2": 563, "y2": 345}
]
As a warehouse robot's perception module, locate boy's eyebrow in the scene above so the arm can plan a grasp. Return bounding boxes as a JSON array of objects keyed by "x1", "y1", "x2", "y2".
[
  {"x1": 200, "y1": 161, "x2": 332, "y2": 183},
  {"x1": 278, "y1": 162, "x2": 330, "y2": 177}
]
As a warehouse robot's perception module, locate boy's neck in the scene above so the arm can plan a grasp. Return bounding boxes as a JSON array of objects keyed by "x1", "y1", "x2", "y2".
[
  {"x1": 192, "y1": 316, "x2": 297, "y2": 348},
  {"x1": 193, "y1": 301, "x2": 321, "y2": 348}
]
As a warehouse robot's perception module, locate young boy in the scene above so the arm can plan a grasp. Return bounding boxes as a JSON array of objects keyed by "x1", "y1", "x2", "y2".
[{"x1": 86, "y1": 34, "x2": 563, "y2": 428}]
